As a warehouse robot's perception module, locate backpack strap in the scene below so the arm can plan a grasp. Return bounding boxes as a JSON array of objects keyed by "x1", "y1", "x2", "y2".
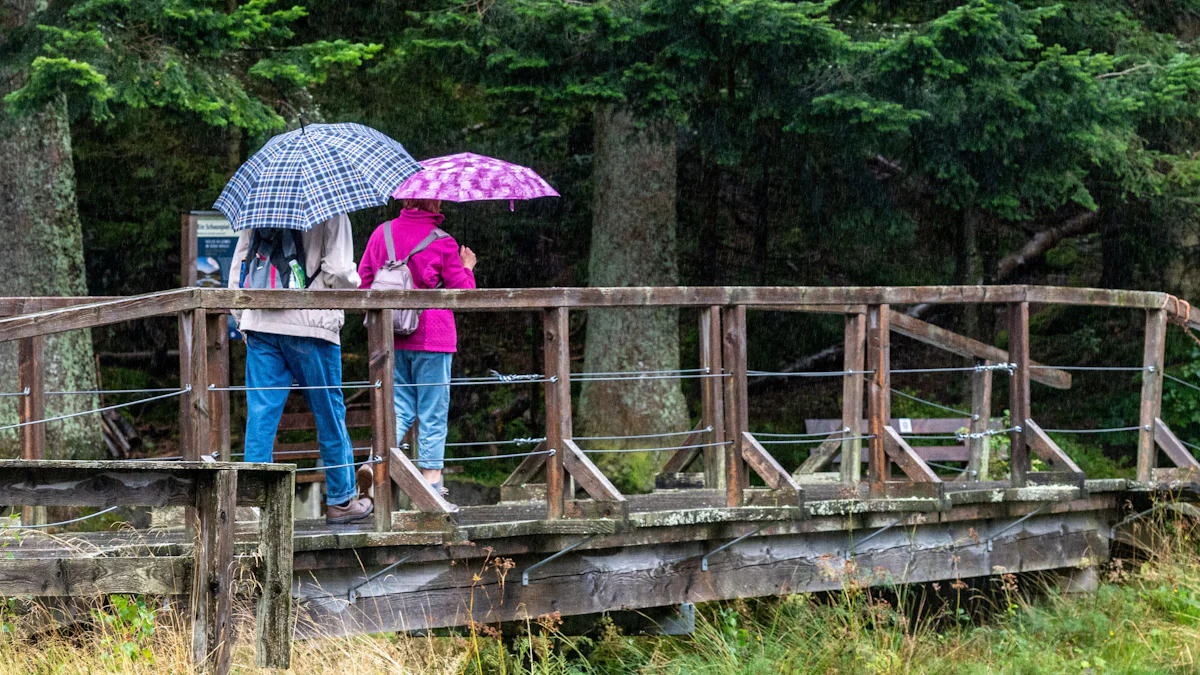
[
  {"x1": 383, "y1": 220, "x2": 400, "y2": 263},
  {"x1": 402, "y1": 228, "x2": 450, "y2": 264}
]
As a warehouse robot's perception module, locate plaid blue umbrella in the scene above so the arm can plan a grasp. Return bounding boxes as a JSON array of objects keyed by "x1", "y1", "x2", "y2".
[{"x1": 214, "y1": 123, "x2": 422, "y2": 231}]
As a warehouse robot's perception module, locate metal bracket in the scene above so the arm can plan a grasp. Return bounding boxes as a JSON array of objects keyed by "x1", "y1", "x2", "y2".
[
  {"x1": 522, "y1": 535, "x2": 597, "y2": 586},
  {"x1": 985, "y1": 504, "x2": 1047, "y2": 552},
  {"x1": 347, "y1": 545, "x2": 438, "y2": 603},
  {"x1": 844, "y1": 516, "x2": 904, "y2": 560},
  {"x1": 701, "y1": 525, "x2": 768, "y2": 572}
]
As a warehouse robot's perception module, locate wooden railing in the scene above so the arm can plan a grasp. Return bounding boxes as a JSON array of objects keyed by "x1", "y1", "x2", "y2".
[{"x1": 3, "y1": 285, "x2": 1200, "y2": 531}]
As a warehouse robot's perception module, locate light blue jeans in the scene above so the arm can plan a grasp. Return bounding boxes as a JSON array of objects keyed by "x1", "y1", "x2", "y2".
[
  {"x1": 242, "y1": 331, "x2": 356, "y2": 505},
  {"x1": 394, "y1": 350, "x2": 452, "y2": 470}
]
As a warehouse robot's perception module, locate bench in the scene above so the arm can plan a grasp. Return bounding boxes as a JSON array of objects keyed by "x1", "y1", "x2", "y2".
[{"x1": 804, "y1": 417, "x2": 1005, "y2": 464}]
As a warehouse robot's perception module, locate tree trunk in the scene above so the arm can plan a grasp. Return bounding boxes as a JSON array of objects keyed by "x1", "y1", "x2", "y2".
[
  {"x1": 577, "y1": 104, "x2": 688, "y2": 492},
  {"x1": 955, "y1": 208, "x2": 985, "y2": 339},
  {"x1": 0, "y1": 2, "x2": 103, "y2": 458}
]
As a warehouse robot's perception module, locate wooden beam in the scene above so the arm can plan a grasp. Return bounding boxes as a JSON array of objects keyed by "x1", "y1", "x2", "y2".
[
  {"x1": 794, "y1": 432, "x2": 843, "y2": 475},
  {"x1": 1138, "y1": 309, "x2": 1167, "y2": 482},
  {"x1": 0, "y1": 468, "x2": 197, "y2": 507},
  {"x1": 501, "y1": 441, "x2": 548, "y2": 487},
  {"x1": 842, "y1": 312, "x2": 865, "y2": 484},
  {"x1": 889, "y1": 313, "x2": 1071, "y2": 389},
  {"x1": 1025, "y1": 420, "x2": 1083, "y2": 474},
  {"x1": 742, "y1": 432, "x2": 803, "y2": 496},
  {"x1": 1008, "y1": 302, "x2": 1031, "y2": 487},
  {"x1": 0, "y1": 557, "x2": 191, "y2": 596},
  {"x1": 206, "y1": 313, "x2": 231, "y2": 461},
  {"x1": 191, "y1": 469, "x2": 236, "y2": 675},
  {"x1": 367, "y1": 310, "x2": 397, "y2": 531},
  {"x1": 0, "y1": 296, "x2": 123, "y2": 317},
  {"x1": 543, "y1": 307, "x2": 571, "y2": 519},
  {"x1": 660, "y1": 423, "x2": 706, "y2": 474},
  {"x1": 0, "y1": 288, "x2": 199, "y2": 342},
  {"x1": 182, "y1": 213, "x2": 199, "y2": 287},
  {"x1": 967, "y1": 360, "x2": 993, "y2": 481},
  {"x1": 721, "y1": 305, "x2": 749, "y2": 507},
  {"x1": 882, "y1": 426, "x2": 941, "y2": 483},
  {"x1": 179, "y1": 309, "x2": 210, "y2": 463},
  {"x1": 256, "y1": 471, "x2": 294, "y2": 669},
  {"x1": 561, "y1": 439, "x2": 625, "y2": 503},
  {"x1": 1026, "y1": 286, "x2": 1170, "y2": 310},
  {"x1": 867, "y1": 305, "x2": 891, "y2": 493},
  {"x1": 18, "y1": 335, "x2": 46, "y2": 526},
  {"x1": 388, "y1": 447, "x2": 455, "y2": 513},
  {"x1": 701, "y1": 306, "x2": 726, "y2": 487},
  {"x1": 1154, "y1": 418, "x2": 1200, "y2": 471}
]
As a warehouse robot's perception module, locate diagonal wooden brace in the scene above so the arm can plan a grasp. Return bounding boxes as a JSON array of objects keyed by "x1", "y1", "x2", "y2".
[
  {"x1": 1154, "y1": 418, "x2": 1200, "y2": 471},
  {"x1": 743, "y1": 432, "x2": 803, "y2": 505},
  {"x1": 1025, "y1": 419, "x2": 1083, "y2": 473},
  {"x1": 561, "y1": 439, "x2": 625, "y2": 503},
  {"x1": 882, "y1": 426, "x2": 941, "y2": 482},
  {"x1": 388, "y1": 448, "x2": 455, "y2": 513},
  {"x1": 793, "y1": 431, "x2": 844, "y2": 476}
]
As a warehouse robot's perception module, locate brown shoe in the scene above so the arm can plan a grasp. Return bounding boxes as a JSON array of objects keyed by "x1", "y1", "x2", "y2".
[
  {"x1": 356, "y1": 464, "x2": 374, "y2": 498},
  {"x1": 326, "y1": 497, "x2": 374, "y2": 525}
]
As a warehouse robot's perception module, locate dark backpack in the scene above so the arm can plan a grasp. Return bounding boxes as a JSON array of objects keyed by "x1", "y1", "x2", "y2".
[{"x1": 239, "y1": 228, "x2": 313, "y2": 290}]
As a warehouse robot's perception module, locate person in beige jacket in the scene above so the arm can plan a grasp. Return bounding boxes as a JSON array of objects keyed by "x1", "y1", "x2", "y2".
[{"x1": 228, "y1": 214, "x2": 373, "y2": 524}]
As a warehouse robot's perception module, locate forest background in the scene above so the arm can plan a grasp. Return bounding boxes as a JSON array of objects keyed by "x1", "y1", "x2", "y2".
[{"x1": 4, "y1": 0, "x2": 1200, "y2": 490}]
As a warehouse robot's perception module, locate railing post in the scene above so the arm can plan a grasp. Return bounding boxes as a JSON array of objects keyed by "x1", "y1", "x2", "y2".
[
  {"x1": 867, "y1": 305, "x2": 891, "y2": 494},
  {"x1": 206, "y1": 313, "x2": 230, "y2": 461},
  {"x1": 543, "y1": 307, "x2": 570, "y2": 519},
  {"x1": 367, "y1": 309, "x2": 396, "y2": 531},
  {"x1": 255, "y1": 468, "x2": 294, "y2": 669},
  {"x1": 721, "y1": 305, "x2": 748, "y2": 507},
  {"x1": 841, "y1": 312, "x2": 865, "y2": 485},
  {"x1": 1008, "y1": 302, "x2": 1031, "y2": 487},
  {"x1": 191, "y1": 467, "x2": 236, "y2": 675},
  {"x1": 179, "y1": 309, "x2": 210, "y2": 462},
  {"x1": 967, "y1": 359, "x2": 993, "y2": 481},
  {"x1": 18, "y1": 335, "x2": 46, "y2": 526},
  {"x1": 700, "y1": 306, "x2": 726, "y2": 488},
  {"x1": 1138, "y1": 308, "x2": 1168, "y2": 482}
]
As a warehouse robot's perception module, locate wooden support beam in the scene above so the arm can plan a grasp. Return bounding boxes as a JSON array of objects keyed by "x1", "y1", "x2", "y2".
[
  {"x1": 388, "y1": 447, "x2": 454, "y2": 513},
  {"x1": 178, "y1": 309, "x2": 210, "y2": 463},
  {"x1": 0, "y1": 557, "x2": 192, "y2": 596},
  {"x1": 842, "y1": 312, "x2": 865, "y2": 484},
  {"x1": 794, "y1": 432, "x2": 843, "y2": 475},
  {"x1": 256, "y1": 470, "x2": 294, "y2": 669},
  {"x1": 18, "y1": 335, "x2": 46, "y2": 526},
  {"x1": 882, "y1": 426, "x2": 941, "y2": 483},
  {"x1": 867, "y1": 305, "x2": 891, "y2": 494},
  {"x1": 543, "y1": 307, "x2": 571, "y2": 519},
  {"x1": 721, "y1": 305, "x2": 749, "y2": 507},
  {"x1": 191, "y1": 469, "x2": 236, "y2": 675},
  {"x1": 889, "y1": 313, "x2": 1071, "y2": 389},
  {"x1": 659, "y1": 423, "x2": 706, "y2": 474},
  {"x1": 1138, "y1": 309, "x2": 1167, "y2": 482},
  {"x1": 1025, "y1": 420, "x2": 1083, "y2": 474},
  {"x1": 700, "y1": 306, "x2": 726, "y2": 487},
  {"x1": 742, "y1": 432, "x2": 803, "y2": 500},
  {"x1": 561, "y1": 439, "x2": 625, "y2": 503},
  {"x1": 367, "y1": 309, "x2": 397, "y2": 531},
  {"x1": 206, "y1": 313, "x2": 230, "y2": 461},
  {"x1": 967, "y1": 360, "x2": 993, "y2": 481},
  {"x1": 1154, "y1": 418, "x2": 1200, "y2": 471},
  {"x1": 0, "y1": 288, "x2": 199, "y2": 342},
  {"x1": 501, "y1": 441, "x2": 548, "y2": 487},
  {"x1": 1008, "y1": 302, "x2": 1031, "y2": 487}
]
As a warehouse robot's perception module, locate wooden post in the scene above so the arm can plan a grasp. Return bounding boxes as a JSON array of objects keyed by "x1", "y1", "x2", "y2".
[
  {"x1": 700, "y1": 306, "x2": 726, "y2": 488},
  {"x1": 543, "y1": 307, "x2": 571, "y2": 519},
  {"x1": 179, "y1": 310, "x2": 210, "y2": 462},
  {"x1": 1137, "y1": 309, "x2": 1167, "y2": 482},
  {"x1": 256, "y1": 469, "x2": 294, "y2": 669},
  {"x1": 18, "y1": 335, "x2": 46, "y2": 526},
  {"x1": 866, "y1": 305, "x2": 891, "y2": 494},
  {"x1": 367, "y1": 310, "x2": 396, "y2": 532},
  {"x1": 967, "y1": 359, "x2": 993, "y2": 481},
  {"x1": 206, "y1": 313, "x2": 230, "y2": 461},
  {"x1": 721, "y1": 305, "x2": 748, "y2": 507},
  {"x1": 841, "y1": 313, "x2": 865, "y2": 485},
  {"x1": 1008, "y1": 302, "x2": 1031, "y2": 487},
  {"x1": 181, "y1": 213, "x2": 199, "y2": 287},
  {"x1": 191, "y1": 468, "x2": 236, "y2": 675}
]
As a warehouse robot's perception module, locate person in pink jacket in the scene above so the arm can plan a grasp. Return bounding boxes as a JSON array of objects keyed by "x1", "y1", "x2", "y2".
[{"x1": 359, "y1": 200, "x2": 477, "y2": 503}]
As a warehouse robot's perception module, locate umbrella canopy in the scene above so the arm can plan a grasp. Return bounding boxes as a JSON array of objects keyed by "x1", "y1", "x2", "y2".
[
  {"x1": 392, "y1": 152, "x2": 559, "y2": 204},
  {"x1": 215, "y1": 123, "x2": 422, "y2": 231}
]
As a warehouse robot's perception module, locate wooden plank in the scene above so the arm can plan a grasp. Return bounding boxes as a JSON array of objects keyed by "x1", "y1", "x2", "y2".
[
  {"x1": 1025, "y1": 419, "x2": 1083, "y2": 474},
  {"x1": 206, "y1": 313, "x2": 231, "y2": 461},
  {"x1": 701, "y1": 306, "x2": 726, "y2": 487},
  {"x1": 0, "y1": 557, "x2": 191, "y2": 596},
  {"x1": 501, "y1": 442, "x2": 548, "y2": 487},
  {"x1": 191, "y1": 469, "x2": 236, "y2": 675},
  {"x1": 0, "y1": 288, "x2": 199, "y2": 342},
  {"x1": 795, "y1": 433, "x2": 843, "y2": 474},
  {"x1": 882, "y1": 427, "x2": 941, "y2": 482},
  {"x1": 19, "y1": 335, "x2": 46, "y2": 526},
  {"x1": 182, "y1": 213, "x2": 199, "y2": 287},
  {"x1": 889, "y1": 313, "x2": 1071, "y2": 389},
  {"x1": 1138, "y1": 309, "x2": 1167, "y2": 482},
  {"x1": 256, "y1": 471, "x2": 294, "y2": 669},
  {"x1": 543, "y1": 307, "x2": 571, "y2": 519},
  {"x1": 0, "y1": 296, "x2": 123, "y2": 317},
  {"x1": 742, "y1": 432, "x2": 803, "y2": 495},
  {"x1": 749, "y1": 304, "x2": 868, "y2": 314},
  {"x1": 179, "y1": 309, "x2": 210, "y2": 463},
  {"x1": 867, "y1": 305, "x2": 891, "y2": 493},
  {"x1": 1154, "y1": 418, "x2": 1200, "y2": 470},
  {"x1": 842, "y1": 312, "x2": 865, "y2": 484},
  {"x1": 721, "y1": 305, "x2": 749, "y2": 507},
  {"x1": 808, "y1": 418, "x2": 994, "y2": 434},
  {"x1": 388, "y1": 447, "x2": 454, "y2": 513},
  {"x1": 968, "y1": 360, "x2": 993, "y2": 481},
  {"x1": 1008, "y1": 302, "x2": 1031, "y2": 487},
  {"x1": 561, "y1": 439, "x2": 625, "y2": 503},
  {"x1": 278, "y1": 407, "x2": 373, "y2": 431},
  {"x1": 660, "y1": 423, "x2": 705, "y2": 474},
  {"x1": 1026, "y1": 286, "x2": 1170, "y2": 310},
  {"x1": 367, "y1": 309, "x2": 397, "y2": 531},
  {"x1": 0, "y1": 468, "x2": 198, "y2": 507}
]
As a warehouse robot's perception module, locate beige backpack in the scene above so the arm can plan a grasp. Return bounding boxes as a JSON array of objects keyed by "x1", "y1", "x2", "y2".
[{"x1": 369, "y1": 225, "x2": 449, "y2": 335}]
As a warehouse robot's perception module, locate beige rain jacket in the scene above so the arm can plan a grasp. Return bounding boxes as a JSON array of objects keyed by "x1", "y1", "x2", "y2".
[{"x1": 228, "y1": 214, "x2": 361, "y2": 345}]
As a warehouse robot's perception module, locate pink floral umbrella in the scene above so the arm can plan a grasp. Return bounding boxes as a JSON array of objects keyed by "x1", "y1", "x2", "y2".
[{"x1": 392, "y1": 152, "x2": 559, "y2": 210}]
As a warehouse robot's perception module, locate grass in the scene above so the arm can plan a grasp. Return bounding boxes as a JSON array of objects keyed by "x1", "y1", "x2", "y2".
[{"x1": 3, "y1": 512, "x2": 1199, "y2": 674}]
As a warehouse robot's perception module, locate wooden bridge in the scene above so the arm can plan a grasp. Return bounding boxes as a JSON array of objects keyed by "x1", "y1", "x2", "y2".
[{"x1": 2, "y1": 285, "x2": 1199, "y2": 674}]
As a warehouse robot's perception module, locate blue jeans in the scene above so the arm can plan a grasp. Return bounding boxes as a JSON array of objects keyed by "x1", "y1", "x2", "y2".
[
  {"x1": 394, "y1": 350, "x2": 452, "y2": 470},
  {"x1": 242, "y1": 331, "x2": 356, "y2": 505}
]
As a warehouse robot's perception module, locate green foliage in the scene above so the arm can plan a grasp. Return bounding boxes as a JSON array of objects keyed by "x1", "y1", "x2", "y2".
[{"x1": 90, "y1": 595, "x2": 157, "y2": 664}]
